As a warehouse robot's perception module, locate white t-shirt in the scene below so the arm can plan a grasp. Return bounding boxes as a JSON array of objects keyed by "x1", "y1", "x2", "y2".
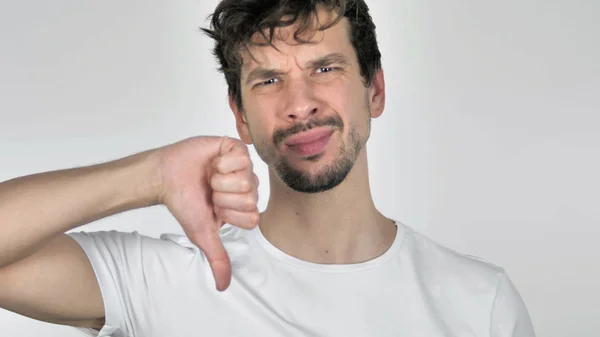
[{"x1": 68, "y1": 222, "x2": 535, "y2": 337}]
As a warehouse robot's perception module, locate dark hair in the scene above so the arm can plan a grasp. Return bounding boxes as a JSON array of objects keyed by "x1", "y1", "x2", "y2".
[{"x1": 202, "y1": 0, "x2": 382, "y2": 110}]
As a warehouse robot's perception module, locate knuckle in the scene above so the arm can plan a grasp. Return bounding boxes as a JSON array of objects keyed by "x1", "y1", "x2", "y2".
[
  {"x1": 216, "y1": 159, "x2": 227, "y2": 173},
  {"x1": 239, "y1": 179, "x2": 251, "y2": 192},
  {"x1": 241, "y1": 155, "x2": 251, "y2": 168},
  {"x1": 211, "y1": 174, "x2": 226, "y2": 191},
  {"x1": 244, "y1": 197, "x2": 256, "y2": 211}
]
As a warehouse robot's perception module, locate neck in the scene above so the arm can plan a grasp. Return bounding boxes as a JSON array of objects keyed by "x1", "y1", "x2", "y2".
[{"x1": 259, "y1": 149, "x2": 396, "y2": 264}]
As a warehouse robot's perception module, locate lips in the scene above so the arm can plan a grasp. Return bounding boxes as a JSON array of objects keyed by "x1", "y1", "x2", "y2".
[
  {"x1": 284, "y1": 128, "x2": 334, "y2": 157},
  {"x1": 284, "y1": 128, "x2": 334, "y2": 146}
]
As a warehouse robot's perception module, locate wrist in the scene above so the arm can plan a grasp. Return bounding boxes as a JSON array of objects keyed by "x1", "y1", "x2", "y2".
[
  {"x1": 136, "y1": 149, "x2": 164, "y2": 208},
  {"x1": 108, "y1": 149, "x2": 164, "y2": 211}
]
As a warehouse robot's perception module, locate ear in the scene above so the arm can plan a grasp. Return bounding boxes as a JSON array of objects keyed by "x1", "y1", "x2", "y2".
[
  {"x1": 228, "y1": 94, "x2": 253, "y2": 144},
  {"x1": 368, "y1": 68, "x2": 385, "y2": 119}
]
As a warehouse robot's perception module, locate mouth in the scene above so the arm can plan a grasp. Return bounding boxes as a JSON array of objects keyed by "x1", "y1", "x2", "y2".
[{"x1": 284, "y1": 128, "x2": 335, "y2": 157}]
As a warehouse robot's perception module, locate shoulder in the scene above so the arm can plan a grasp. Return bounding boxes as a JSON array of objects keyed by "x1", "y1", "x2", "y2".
[
  {"x1": 68, "y1": 230, "x2": 200, "y2": 283},
  {"x1": 399, "y1": 224, "x2": 506, "y2": 294},
  {"x1": 70, "y1": 225, "x2": 252, "y2": 254},
  {"x1": 69, "y1": 230, "x2": 197, "y2": 259},
  {"x1": 69, "y1": 225, "x2": 257, "y2": 274},
  {"x1": 397, "y1": 224, "x2": 535, "y2": 336}
]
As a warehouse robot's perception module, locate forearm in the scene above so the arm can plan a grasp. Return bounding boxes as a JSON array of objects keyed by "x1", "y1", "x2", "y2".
[{"x1": 0, "y1": 149, "x2": 162, "y2": 268}]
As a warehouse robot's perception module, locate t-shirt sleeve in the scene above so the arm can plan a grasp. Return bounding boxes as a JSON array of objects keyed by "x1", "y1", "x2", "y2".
[
  {"x1": 67, "y1": 230, "x2": 196, "y2": 337},
  {"x1": 490, "y1": 271, "x2": 536, "y2": 337}
]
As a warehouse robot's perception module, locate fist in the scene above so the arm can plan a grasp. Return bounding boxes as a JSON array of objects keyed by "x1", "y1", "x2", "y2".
[{"x1": 157, "y1": 136, "x2": 259, "y2": 291}]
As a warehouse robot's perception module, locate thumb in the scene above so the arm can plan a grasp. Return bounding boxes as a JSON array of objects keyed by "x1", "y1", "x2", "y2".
[{"x1": 190, "y1": 230, "x2": 232, "y2": 291}]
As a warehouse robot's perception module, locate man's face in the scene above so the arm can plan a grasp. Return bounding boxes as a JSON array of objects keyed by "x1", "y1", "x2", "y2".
[{"x1": 231, "y1": 9, "x2": 384, "y2": 193}]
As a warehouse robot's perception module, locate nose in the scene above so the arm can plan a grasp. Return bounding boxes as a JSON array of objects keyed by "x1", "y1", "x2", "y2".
[{"x1": 280, "y1": 78, "x2": 321, "y2": 122}]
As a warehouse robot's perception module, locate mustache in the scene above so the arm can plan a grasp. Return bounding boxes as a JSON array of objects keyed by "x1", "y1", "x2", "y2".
[{"x1": 273, "y1": 115, "x2": 343, "y2": 146}]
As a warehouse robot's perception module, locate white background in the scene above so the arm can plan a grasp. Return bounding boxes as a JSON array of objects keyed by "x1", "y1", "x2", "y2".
[{"x1": 1, "y1": 0, "x2": 598, "y2": 336}]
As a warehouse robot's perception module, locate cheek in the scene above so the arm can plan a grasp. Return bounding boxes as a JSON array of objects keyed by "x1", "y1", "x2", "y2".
[
  {"x1": 341, "y1": 83, "x2": 371, "y2": 138},
  {"x1": 329, "y1": 81, "x2": 369, "y2": 120},
  {"x1": 246, "y1": 113, "x2": 276, "y2": 145},
  {"x1": 318, "y1": 80, "x2": 355, "y2": 114},
  {"x1": 243, "y1": 97, "x2": 274, "y2": 133}
]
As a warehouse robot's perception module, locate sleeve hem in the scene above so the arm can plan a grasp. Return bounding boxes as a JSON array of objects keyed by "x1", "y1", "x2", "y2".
[{"x1": 68, "y1": 232, "x2": 128, "y2": 337}]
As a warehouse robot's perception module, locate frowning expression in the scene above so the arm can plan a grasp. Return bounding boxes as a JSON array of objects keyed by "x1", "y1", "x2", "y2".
[{"x1": 229, "y1": 8, "x2": 385, "y2": 193}]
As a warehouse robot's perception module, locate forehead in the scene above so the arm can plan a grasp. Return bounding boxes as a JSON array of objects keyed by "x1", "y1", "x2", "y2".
[{"x1": 240, "y1": 10, "x2": 354, "y2": 73}]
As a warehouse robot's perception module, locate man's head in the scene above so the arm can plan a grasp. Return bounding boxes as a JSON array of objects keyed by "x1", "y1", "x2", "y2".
[{"x1": 203, "y1": 0, "x2": 385, "y2": 193}]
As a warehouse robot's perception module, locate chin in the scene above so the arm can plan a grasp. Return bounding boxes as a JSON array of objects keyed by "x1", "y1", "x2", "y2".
[{"x1": 275, "y1": 153, "x2": 355, "y2": 194}]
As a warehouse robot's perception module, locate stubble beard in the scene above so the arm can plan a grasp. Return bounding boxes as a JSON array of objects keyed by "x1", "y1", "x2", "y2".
[
  {"x1": 273, "y1": 124, "x2": 363, "y2": 193},
  {"x1": 250, "y1": 95, "x2": 372, "y2": 193},
  {"x1": 257, "y1": 116, "x2": 369, "y2": 194}
]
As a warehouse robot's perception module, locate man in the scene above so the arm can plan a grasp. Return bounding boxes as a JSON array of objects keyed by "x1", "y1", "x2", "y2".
[{"x1": 0, "y1": 0, "x2": 535, "y2": 336}]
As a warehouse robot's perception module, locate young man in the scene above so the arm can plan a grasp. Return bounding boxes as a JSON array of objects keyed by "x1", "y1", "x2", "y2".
[{"x1": 0, "y1": 0, "x2": 535, "y2": 336}]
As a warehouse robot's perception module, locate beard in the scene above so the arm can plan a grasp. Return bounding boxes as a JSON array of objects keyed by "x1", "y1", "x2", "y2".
[
  {"x1": 253, "y1": 114, "x2": 368, "y2": 193},
  {"x1": 274, "y1": 126, "x2": 362, "y2": 193}
]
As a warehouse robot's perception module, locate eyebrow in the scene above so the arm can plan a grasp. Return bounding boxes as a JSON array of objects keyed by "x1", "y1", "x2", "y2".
[
  {"x1": 306, "y1": 52, "x2": 350, "y2": 69},
  {"x1": 244, "y1": 52, "x2": 350, "y2": 85},
  {"x1": 245, "y1": 68, "x2": 287, "y2": 85}
]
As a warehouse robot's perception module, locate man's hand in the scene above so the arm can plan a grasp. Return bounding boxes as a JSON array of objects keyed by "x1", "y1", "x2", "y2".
[{"x1": 158, "y1": 136, "x2": 260, "y2": 291}]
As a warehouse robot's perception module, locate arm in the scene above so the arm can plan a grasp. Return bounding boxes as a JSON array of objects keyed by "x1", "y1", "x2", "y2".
[
  {"x1": 0, "y1": 150, "x2": 161, "y2": 328},
  {"x1": 0, "y1": 136, "x2": 259, "y2": 330},
  {"x1": 0, "y1": 150, "x2": 160, "y2": 269}
]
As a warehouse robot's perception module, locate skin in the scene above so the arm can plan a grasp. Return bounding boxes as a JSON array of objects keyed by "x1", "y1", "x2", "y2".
[
  {"x1": 0, "y1": 136, "x2": 260, "y2": 329},
  {"x1": 229, "y1": 8, "x2": 397, "y2": 264},
  {"x1": 0, "y1": 6, "x2": 395, "y2": 330}
]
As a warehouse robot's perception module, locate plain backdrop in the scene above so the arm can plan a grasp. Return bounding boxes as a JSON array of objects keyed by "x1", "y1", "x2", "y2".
[{"x1": 1, "y1": 0, "x2": 598, "y2": 336}]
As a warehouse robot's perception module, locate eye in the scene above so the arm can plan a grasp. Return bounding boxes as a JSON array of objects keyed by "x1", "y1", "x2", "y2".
[
  {"x1": 315, "y1": 67, "x2": 337, "y2": 74},
  {"x1": 312, "y1": 66, "x2": 343, "y2": 83},
  {"x1": 255, "y1": 78, "x2": 279, "y2": 87}
]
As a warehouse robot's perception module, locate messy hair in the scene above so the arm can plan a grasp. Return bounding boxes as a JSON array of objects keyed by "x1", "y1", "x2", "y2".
[{"x1": 202, "y1": 0, "x2": 382, "y2": 110}]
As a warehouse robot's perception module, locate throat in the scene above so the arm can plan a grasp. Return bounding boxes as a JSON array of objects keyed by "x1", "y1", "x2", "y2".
[{"x1": 258, "y1": 211, "x2": 397, "y2": 265}]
